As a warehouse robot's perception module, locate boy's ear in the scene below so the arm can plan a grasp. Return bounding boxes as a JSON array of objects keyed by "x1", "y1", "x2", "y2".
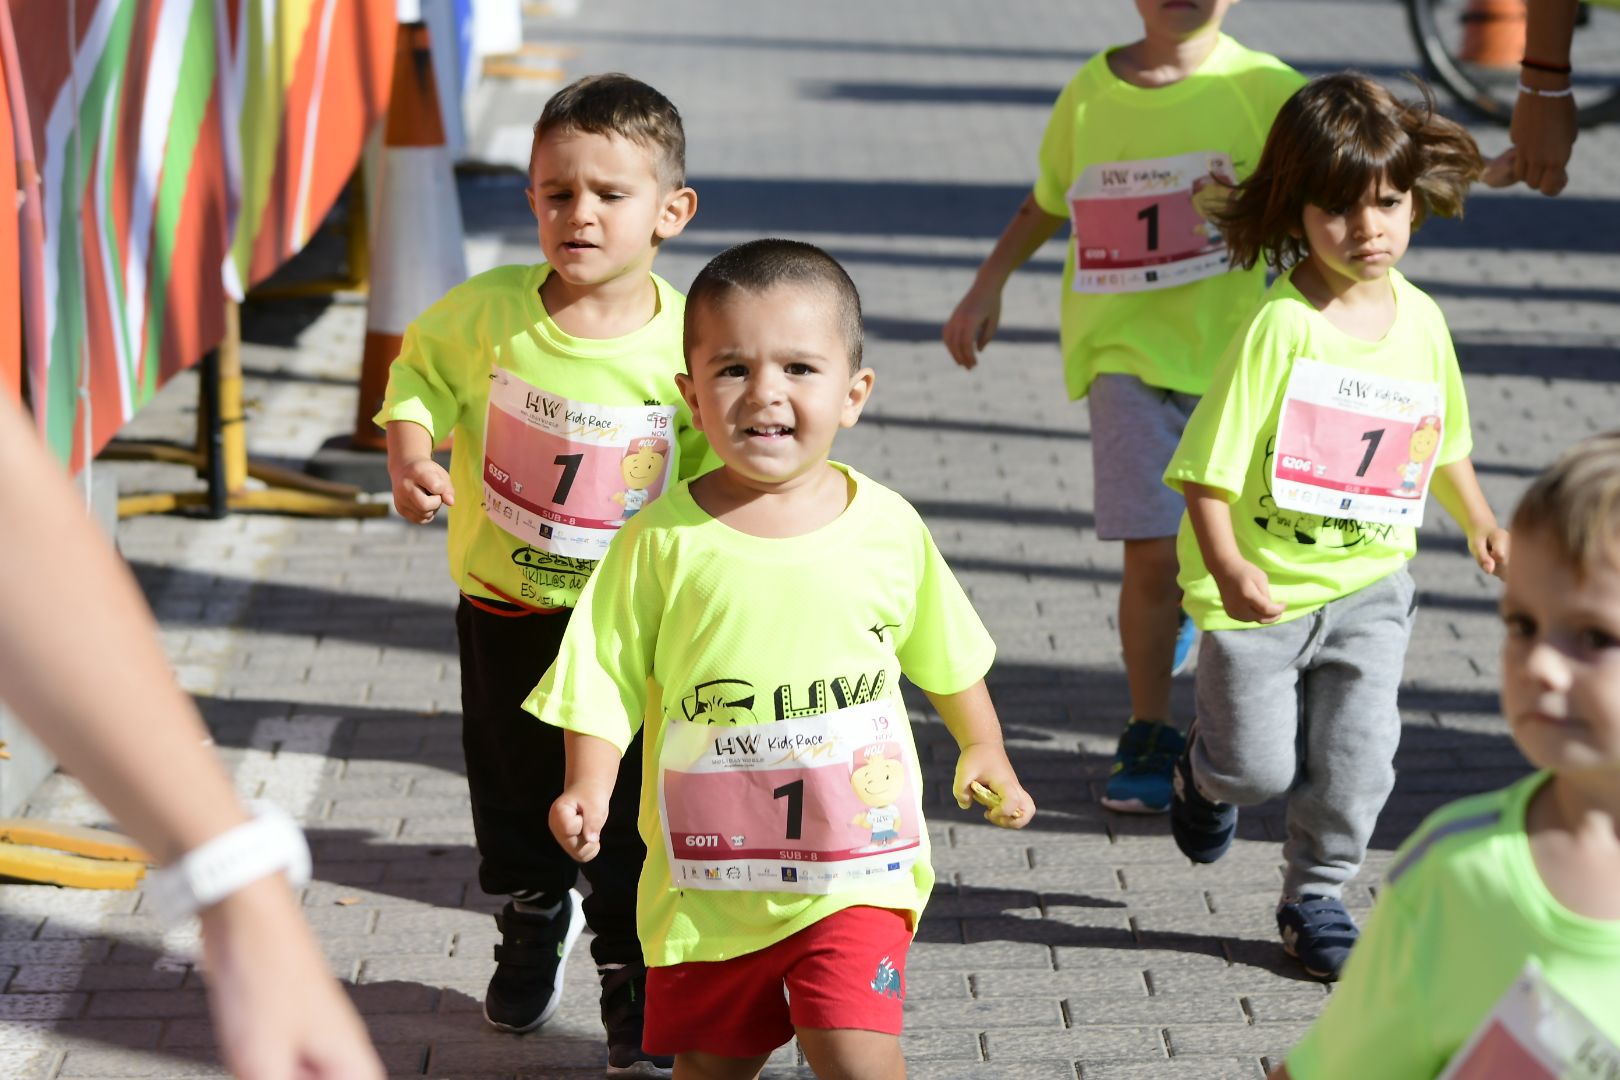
[
  {"x1": 525, "y1": 185, "x2": 539, "y2": 219},
  {"x1": 840, "y1": 367, "x2": 876, "y2": 429},
  {"x1": 655, "y1": 186, "x2": 698, "y2": 241},
  {"x1": 675, "y1": 371, "x2": 704, "y2": 431}
]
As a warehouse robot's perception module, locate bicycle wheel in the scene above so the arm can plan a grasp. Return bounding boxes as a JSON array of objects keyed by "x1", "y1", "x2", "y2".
[{"x1": 1407, "y1": 0, "x2": 1620, "y2": 128}]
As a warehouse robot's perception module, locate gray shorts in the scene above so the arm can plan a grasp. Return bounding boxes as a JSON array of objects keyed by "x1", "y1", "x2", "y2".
[{"x1": 1088, "y1": 373, "x2": 1200, "y2": 541}]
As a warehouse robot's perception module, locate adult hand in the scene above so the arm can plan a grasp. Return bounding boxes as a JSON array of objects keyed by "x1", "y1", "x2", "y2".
[
  {"x1": 200, "y1": 876, "x2": 384, "y2": 1080},
  {"x1": 1507, "y1": 88, "x2": 1576, "y2": 196}
]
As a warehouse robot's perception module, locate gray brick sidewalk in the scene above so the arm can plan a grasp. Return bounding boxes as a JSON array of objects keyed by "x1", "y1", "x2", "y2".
[{"x1": 3, "y1": 0, "x2": 1618, "y2": 1077}]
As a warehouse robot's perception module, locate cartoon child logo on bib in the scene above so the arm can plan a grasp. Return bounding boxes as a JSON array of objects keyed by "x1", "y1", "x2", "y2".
[
  {"x1": 612, "y1": 436, "x2": 670, "y2": 523},
  {"x1": 849, "y1": 743, "x2": 905, "y2": 849},
  {"x1": 1396, "y1": 416, "x2": 1442, "y2": 498}
]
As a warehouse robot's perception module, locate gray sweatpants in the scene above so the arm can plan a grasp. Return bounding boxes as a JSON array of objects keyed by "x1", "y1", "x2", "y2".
[{"x1": 1191, "y1": 567, "x2": 1417, "y2": 899}]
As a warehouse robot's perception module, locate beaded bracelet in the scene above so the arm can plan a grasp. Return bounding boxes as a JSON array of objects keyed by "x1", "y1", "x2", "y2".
[
  {"x1": 1518, "y1": 82, "x2": 1576, "y2": 98},
  {"x1": 1520, "y1": 56, "x2": 1573, "y2": 75}
]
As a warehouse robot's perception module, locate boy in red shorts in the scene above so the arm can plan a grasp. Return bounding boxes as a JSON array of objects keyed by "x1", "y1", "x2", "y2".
[{"x1": 527, "y1": 239, "x2": 1037, "y2": 1077}]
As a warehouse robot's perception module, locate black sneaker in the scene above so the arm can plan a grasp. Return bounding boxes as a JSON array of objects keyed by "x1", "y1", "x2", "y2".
[
  {"x1": 600, "y1": 962, "x2": 674, "y2": 1078},
  {"x1": 1169, "y1": 724, "x2": 1238, "y2": 864},
  {"x1": 483, "y1": 890, "x2": 583, "y2": 1033},
  {"x1": 1277, "y1": 896, "x2": 1360, "y2": 981}
]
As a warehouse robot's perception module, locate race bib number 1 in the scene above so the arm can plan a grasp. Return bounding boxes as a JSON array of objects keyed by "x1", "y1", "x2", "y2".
[
  {"x1": 1437, "y1": 960, "x2": 1619, "y2": 1080},
  {"x1": 482, "y1": 369, "x2": 677, "y2": 561},
  {"x1": 1271, "y1": 359, "x2": 1445, "y2": 528},
  {"x1": 658, "y1": 700, "x2": 923, "y2": 894},
  {"x1": 1068, "y1": 150, "x2": 1235, "y2": 294}
]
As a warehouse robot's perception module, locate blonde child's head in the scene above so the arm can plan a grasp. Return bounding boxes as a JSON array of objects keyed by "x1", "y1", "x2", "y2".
[
  {"x1": 1221, "y1": 73, "x2": 1483, "y2": 273},
  {"x1": 1499, "y1": 434, "x2": 1620, "y2": 776},
  {"x1": 530, "y1": 73, "x2": 685, "y2": 191}
]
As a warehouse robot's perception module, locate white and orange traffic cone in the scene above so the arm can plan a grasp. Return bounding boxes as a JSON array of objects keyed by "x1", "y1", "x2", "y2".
[{"x1": 351, "y1": 14, "x2": 468, "y2": 451}]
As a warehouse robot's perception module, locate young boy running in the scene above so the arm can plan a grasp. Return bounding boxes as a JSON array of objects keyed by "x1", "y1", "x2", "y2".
[
  {"x1": 1273, "y1": 434, "x2": 1620, "y2": 1078},
  {"x1": 528, "y1": 239, "x2": 1037, "y2": 1079},
  {"x1": 378, "y1": 73, "x2": 702, "y2": 1074},
  {"x1": 943, "y1": 0, "x2": 1304, "y2": 814}
]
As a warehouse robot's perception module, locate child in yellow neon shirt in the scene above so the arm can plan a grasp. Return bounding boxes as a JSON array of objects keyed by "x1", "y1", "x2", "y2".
[
  {"x1": 943, "y1": 0, "x2": 1303, "y2": 816},
  {"x1": 1164, "y1": 73, "x2": 1509, "y2": 981},
  {"x1": 377, "y1": 73, "x2": 700, "y2": 1072},
  {"x1": 533, "y1": 239, "x2": 1036, "y2": 1079},
  {"x1": 1274, "y1": 434, "x2": 1620, "y2": 1079}
]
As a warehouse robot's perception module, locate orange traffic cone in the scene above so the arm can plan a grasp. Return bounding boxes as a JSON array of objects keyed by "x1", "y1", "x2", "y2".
[
  {"x1": 351, "y1": 19, "x2": 468, "y2": 451},
  {"x1": 1457, "y1": 0, "x2": 1526, "y2": 67}
]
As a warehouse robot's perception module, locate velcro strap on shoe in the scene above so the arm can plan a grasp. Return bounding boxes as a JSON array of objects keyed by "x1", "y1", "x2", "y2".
[{"x1": 492, "y1": 939, "x2": 563, "y2": 966}]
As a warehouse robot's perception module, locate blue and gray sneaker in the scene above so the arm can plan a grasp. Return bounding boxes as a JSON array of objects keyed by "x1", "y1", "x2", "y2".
[
  {"x1": 1101, "y1": 719, "x2": 1187, "y2": 814},
  {"x1": 1276, "y1": 896, "x2": 1360, "y2": 980},
  {"x1": 1171, "y1": 608, "x2": 1199, "y2": 677},
  {"x1": 1169, "y1": 725, "x2": 1238, "y2": 862}
]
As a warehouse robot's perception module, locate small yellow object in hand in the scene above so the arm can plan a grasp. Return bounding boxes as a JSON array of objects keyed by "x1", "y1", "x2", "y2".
[{"x1": 969, "y1": 781, "x2": 1022, "y2": 817}]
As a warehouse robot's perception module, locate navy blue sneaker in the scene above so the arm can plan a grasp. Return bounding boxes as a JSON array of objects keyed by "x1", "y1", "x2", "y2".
[
  {"x1": 1277, "y1": 896, "x2": 1360, "y2": 980},
  {"x1": 1102, "y1": 719, "x2": 1186, "y2": 814},
  {"x1": 1171, "y1": 609, "x2": 1199, "y2": 676},
  {"x1": 1169, "y1": 727, "x2": 1237, "y2": 862}
]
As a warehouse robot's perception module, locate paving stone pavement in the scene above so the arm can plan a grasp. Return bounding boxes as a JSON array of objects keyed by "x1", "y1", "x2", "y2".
[{"x1": 3, "y1": 1, "x2": 1619, "y2": 1077}]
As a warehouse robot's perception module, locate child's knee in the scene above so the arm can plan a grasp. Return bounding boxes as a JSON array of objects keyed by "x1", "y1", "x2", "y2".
[
  {"x1": 795, "y1": 1028, "x2": 905, "y2": 1080},
  {"x1": 1197, "y1": 752, "x2": 1295, "y2": 806},
  {"x1": 1122, "y1": 536, "x2": 1181, "y2": 586}
]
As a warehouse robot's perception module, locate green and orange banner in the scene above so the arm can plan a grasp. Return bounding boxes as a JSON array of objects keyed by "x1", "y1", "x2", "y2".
[{"x1": 1, "y1": 0, "x2": 394, "y2": 468}]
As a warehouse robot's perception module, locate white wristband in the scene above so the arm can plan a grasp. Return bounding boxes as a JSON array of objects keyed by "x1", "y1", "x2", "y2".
[
  {"x1": 145, "y1": 802, "x2": 312, "y2": 926},
  {"x1": 1518, "y1": 82, "x2": 1575, "y2": 98}
]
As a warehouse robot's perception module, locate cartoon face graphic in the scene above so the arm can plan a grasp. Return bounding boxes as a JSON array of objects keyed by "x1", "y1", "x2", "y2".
[
  {"x1": 620, "y1": 437, "x2": 668, "y2": 491},
  {"x1": 849, "y1": 745, "x2": 905, "y2": 808},
  {"x1": 1406, "y1": 416, "x2": 1441, "y2": 464},
  {"x1": 680, "y1": 679, "x2": 757, "y2": 725}
]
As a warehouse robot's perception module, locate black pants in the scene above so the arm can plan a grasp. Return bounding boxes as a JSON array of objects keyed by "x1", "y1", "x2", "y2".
[{"x1": 456, "y1": 596, "x2": 645, "y2": 966}]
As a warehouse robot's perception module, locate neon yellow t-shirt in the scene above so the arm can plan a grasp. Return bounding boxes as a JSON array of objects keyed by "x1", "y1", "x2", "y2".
[
  {"x1": 376, "y1": 263, "x2": 710, "y2": 609},
  {"x1": 1033, "y1": 34, "x2": 1303, "y2": 400},
  {"x1": 1164, "y1": 269, "x2": 1473, "y2": 631},
  {"x1": 524, "y1": 464, "x2": 998, "y2": 967},
  {"x1": 1287, "y1": 772, "x2": 1620, "y2": 1078}
]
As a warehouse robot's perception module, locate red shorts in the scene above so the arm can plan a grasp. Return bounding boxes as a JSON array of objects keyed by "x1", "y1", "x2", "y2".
[{"x1": 643, "y1": 906, "x2": 912, "y2": 1057}]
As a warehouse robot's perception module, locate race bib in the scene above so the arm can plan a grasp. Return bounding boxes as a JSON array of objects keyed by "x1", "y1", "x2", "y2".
[
  {"x1": 1068, "y1": 150, "x2": 1235, "y2": 294},
  {"x1": 1438, "y1": 960, "x2": 1618, "y2": 1080},
  {"x1": 1271, "y1": 358, "x2": 1445, "y2": 527},
  {"x1": 658, "y1": 699, "x2": 923, "y2": 894},
  {"x1": 482, "y1": 368, "x2": 677, "y2": 560}
]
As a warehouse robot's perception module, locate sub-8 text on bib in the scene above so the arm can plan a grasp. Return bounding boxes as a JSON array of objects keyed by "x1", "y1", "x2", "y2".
[
  {"x1": 1067, "y1": 151, "x2": 1235, "y2": 294},
  {"x1": 482, "y1": 368, "x2": 677, "y2": 561},
  {"x1": 658, "y1": 700, "x2": 923, "y2": 894},
  {"x1": 1271, "y1": 358, "x2": 1444, "y2": 528}
]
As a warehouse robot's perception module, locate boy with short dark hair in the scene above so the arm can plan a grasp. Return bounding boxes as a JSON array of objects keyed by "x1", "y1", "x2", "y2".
[
  {"x1": 1273, "y1": 433, "x2": 1620, "y2": 1078},
  {"x1": 529, "y1": 239, "x2": 1037, "y2": 1080},
  {"x1": 378, "y1": 72, "x2": 701, "y2": 1075}
]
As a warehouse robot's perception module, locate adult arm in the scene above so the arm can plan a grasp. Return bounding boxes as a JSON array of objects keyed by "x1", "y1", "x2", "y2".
[
  {"x1": 1489, "y1": 0, "x2": 1579, "y2": 196},
  {"x1": 0, "y1": 395, "x2": 382, "y2": 1079}
]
